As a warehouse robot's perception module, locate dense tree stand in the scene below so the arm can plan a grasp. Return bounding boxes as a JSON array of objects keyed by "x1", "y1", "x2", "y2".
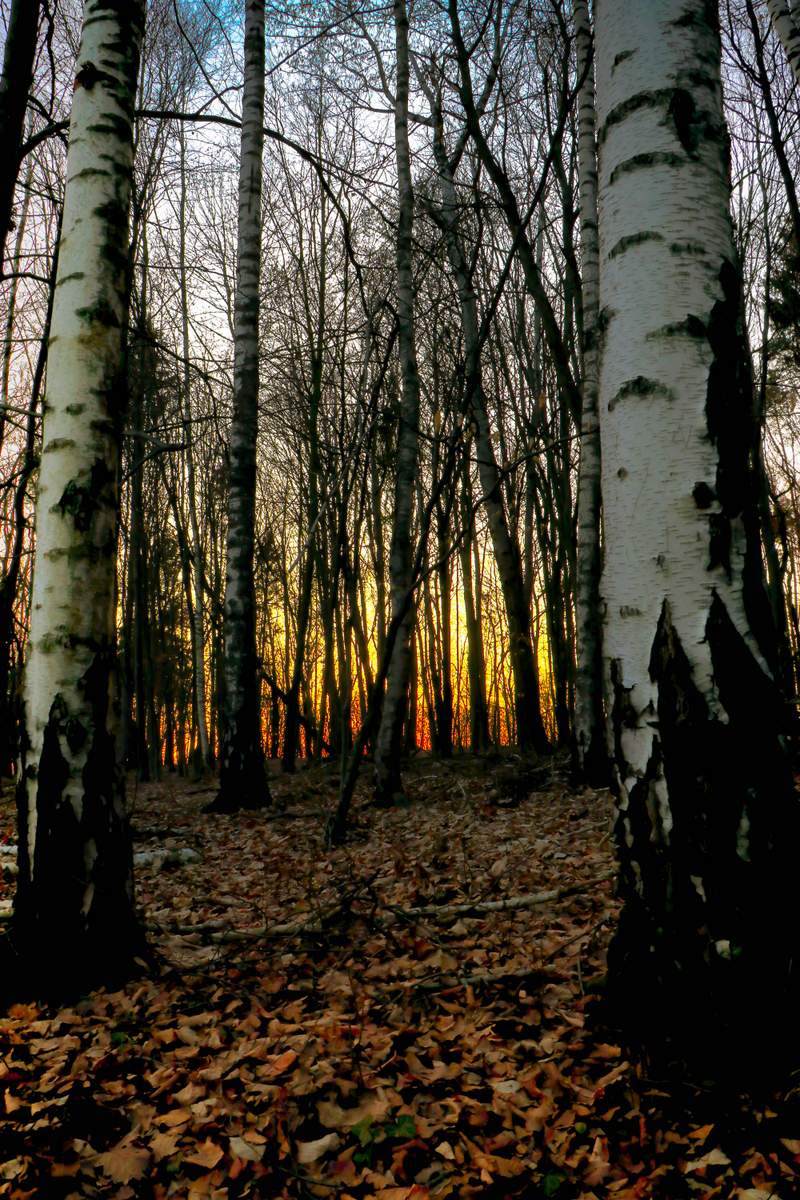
[{"x1": 595, "y1": 0, "x2": 800, "y2": 1079}]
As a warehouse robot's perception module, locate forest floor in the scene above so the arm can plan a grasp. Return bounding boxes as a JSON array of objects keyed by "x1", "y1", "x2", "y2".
[{"x1": 0, "y1": 755, "x2": 798, "y2": 1199}]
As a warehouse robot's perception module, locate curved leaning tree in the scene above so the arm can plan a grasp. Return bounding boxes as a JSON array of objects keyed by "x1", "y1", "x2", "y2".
[
  {"x1": 9, "y1": 0, "x2": 147, "y2": 995},
  {"x1": 595, "y1": 0, "x2": 800, "y2": 1073}
]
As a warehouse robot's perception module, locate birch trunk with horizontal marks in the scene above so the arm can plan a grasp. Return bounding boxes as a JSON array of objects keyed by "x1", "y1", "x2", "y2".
[
  {"x1": 767, "y1": 0, "x2": 800, "y2": 87},
  {"x1": 596, "y1": 0, "x2": 800, "y2": 1072},
  {"x1": 211, "y1": 0, "x2": 270, "y2": 812},
  {"x1": 373, "y1": 0, "x2": 421, "y2": 805},
  {"x1": 11, "y1": 0, "x2": 146, "y2": 995},
  {"x1": 573, "y1": 0, "x2": 606, "y2": 783}
]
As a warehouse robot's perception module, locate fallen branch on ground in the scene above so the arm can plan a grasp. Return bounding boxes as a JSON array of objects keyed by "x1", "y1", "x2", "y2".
[
  {"x1": 148, "y1": 871, "x2": 616, "y2": 944},
  {"x1": 399, "y1": 871, "x2": 616, "y2": 919}
]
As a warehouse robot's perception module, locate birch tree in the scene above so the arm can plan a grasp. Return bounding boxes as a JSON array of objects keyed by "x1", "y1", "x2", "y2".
[
  {"x1": 766, "y1": 0, "x2": 800, "y2": 86},
  {"x1": 11, "y1": 0, "x2": 147, "y2": 992},
  {"x1": 596, "y1": 0, "x2": 800, "y2": 1069},
  {"x1": 211, "y1": 0, "x2": 270, "y2": 811},
  {"x1": 572, "y1": 0, "x2": 606, "y2": 782}
]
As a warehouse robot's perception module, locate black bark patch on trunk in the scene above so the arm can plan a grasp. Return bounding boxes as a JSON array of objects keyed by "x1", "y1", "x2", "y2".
[
  {"x1": 671, "y1": 1, "x2": 718, "y2": 31},
  {"x1": 692, "y1": 481, "x2": 715, "y2": 508},
  {"x1": 646, "y1": 314, "x2": 707, "y2": 341},
  {"x1": 608, "y1": 376, "x2": 674, "y2": 411},
  {"x1": 669, "y1": 240, "x2": 706, "y2": 256},
  {"x1": 705, "y1": 259, "x2": 751, "y2": 513},
  {"x1": 601, "y1": 89, "x2": 676, "y2": 145},
  {"x1": 57, "y1": 460, "x2": 114, "y2": 532},
  {"x1": 73, "y1": 61, "x2": 114, "y2": 91},
  {"x1": 5, "y1": 651, "x2": 146, "y2": 1004},
  {"x1": 609, "y1": 151, "x2": 685, "y2": 186},
  {"x1": 608, "y1": 230, "x2": 664, "y2": 259},
  {"x1": 602, "y1": 599, "x2": 800, "y2": 1082},
  {"x1": 705, "y1": 257, "x2": 782, "y2": 674},
  {"x1": 666, "y1": 89, "x2": 701, "y2": 156},
  {"x1": 707, "y1": 511, "x2": 731, "y2": 575},
  {"x1": 611, "y1": 49, "x2": 635, "y2": 72}
]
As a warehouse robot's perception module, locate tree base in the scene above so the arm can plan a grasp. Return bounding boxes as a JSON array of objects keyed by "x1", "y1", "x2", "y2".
[
  {"x1": 204, "y1": 787, "x2": 270, "y2": 814},
  {"x1": 206, "y1": 743, "x2": 271, "y2": 814},
  {"x1": 0, "y1": 916, "x2": 151, "y2": 1009},
  {"x1": 373, "y1": 764, "x2": 404, "y2": 808},
  {"x1": 596, "y1": 899, "x2": 800, "y2": 1089}
]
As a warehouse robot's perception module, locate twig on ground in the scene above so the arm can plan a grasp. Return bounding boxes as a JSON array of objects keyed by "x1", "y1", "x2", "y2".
[{"x1": 147, "y1": 871, "x2": 616, "y2": 944}]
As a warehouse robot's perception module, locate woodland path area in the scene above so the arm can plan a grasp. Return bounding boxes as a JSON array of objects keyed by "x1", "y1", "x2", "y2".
[{"x1": 1, "y1": 759, "x2": 798, "y2": 1199}]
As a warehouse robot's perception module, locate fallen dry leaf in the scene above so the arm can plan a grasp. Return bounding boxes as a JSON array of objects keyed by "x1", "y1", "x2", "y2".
[
  {"x1": 149, "y1": 1132, "x2": 180, "y2": 1161},
  {"x1": 0, "y1": 770, "x2": 789, "y2": 1200},
  {"x1": 229, "y1": 1136, "x2": 264, "y2": 1162},
  {"x1": 296, "y1": 1132, "x2": 341, "y2": 1163},
  {"x1": 685, "y1": 1147, "x2": 732, "y2": 1172},
  {"x1": 183, "y1": 1139, "x2": 224, "y2": 1169},
  {"x1": 96, "y1": 1144, "x2": 150, "y2": 1184}
]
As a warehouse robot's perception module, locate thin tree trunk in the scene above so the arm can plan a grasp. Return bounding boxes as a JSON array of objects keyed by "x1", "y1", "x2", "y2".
[
  {"x1": 284, "y1": 543, "x2": 316, "y2": 770},
  {"x1": 572, "y1": 0, "x2": 606, "y2": 782},
  {"x1": 130, "y1": 290, "x2": 159, "y2": 782},
  {"x1": 283, "y1": 352, "x2": 323, "y2": 771},
  {"x1": 374, "y1": 0, "x2": 421, "y2": 804},
  {"x1": 436, "y1": 506, "x2": 454, "y2": 757},
  {"x1": 596, "y1": 0, "x2": 799, "y2": 1075},
  {"x1": 0, "y1": 150, "x2": 33, "y2": 458},
  {"x1": 460, "y1": 468, "x2": 489, "y2": 753},
  {"x1": 211, "y1": 0, "x2": 270, "y2": 811},
  {"x1": 0, "y1": 0, "x2": 40, "y2": 273},
  {"x1": 10, "y1": 0, "x2": 147, "y2": 997},
  {"x1": 178, "y1": 130, "x2": 211, "y2": 771},
  {"x1": 0, "y1": 215, "x2": 58, "y2": 777}
]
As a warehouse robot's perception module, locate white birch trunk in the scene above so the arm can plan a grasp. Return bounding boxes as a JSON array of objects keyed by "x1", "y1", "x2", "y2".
[
  {"x1": 596, "y1": 0, "x2": 798, "y2": 1070},
  {"x1": 211, "y1": 0, "x2": 270, "y2": 811},
  {"x1": 572, "y1": 0, "x2": 606, "y2": 783},
  {"x1": 766, "y1": 0, "x2": 800, "y2": 87},
  {"x1": 12, "y1": 0, "x2": 146, "y2": 992}
]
